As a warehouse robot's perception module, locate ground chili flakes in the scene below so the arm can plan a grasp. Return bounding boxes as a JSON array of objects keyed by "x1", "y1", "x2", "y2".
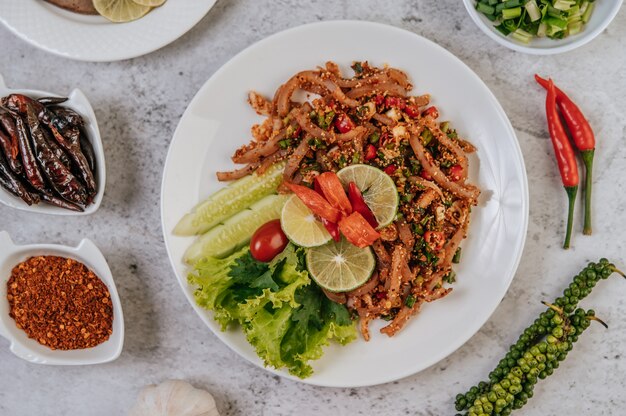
[{"x1": 6, "y1": 255, "x2": 113, "y2": 350}]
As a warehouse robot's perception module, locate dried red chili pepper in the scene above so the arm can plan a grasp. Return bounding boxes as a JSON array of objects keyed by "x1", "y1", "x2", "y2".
[
  {"x1": 25, "y1": 103, "x2": 87, "y2": 205},
  {"x1": 13, "y1": 113, "x2": 47, "y2": 193},
  {"x1": 535, "y1": 75, "x2": 595, "y2": 235},
  {"x1": 545, "y1": 79, "x2": 579, "y2": 249}
]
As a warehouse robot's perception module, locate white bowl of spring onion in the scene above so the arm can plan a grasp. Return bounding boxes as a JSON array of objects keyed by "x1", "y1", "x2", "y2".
[{"x1": 462, "y1": 0, "x2": 624, "y2": 55}]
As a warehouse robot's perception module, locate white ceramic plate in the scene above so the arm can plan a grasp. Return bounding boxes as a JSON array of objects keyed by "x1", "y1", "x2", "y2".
[
  {"x1": 161, "y1": 21, "x2": 529, "y2": 387},
  {"x1": 0, "y1": 73, "x2": 105, "y2": 215},
  {"x1": 0, "y1": 231, "x2": 124, "y2": 365},
  {"x1": 0, "y1": 0, "x2": 217, "y2": 62},
  {"x1": 462, "y1": 0, "x2": 623, "y2": 55}
]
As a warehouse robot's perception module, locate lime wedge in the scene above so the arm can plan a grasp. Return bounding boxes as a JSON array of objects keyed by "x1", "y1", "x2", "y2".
[
  {"x1": 93, "y1": 0, "x2": 151, "y2": 22},
  {"x1": 306, "y1": 239, "x2": 375, "y2": 292},
  {"x1": 336, "y1": 164, "x2": 398, "y2": 228},
  {"x1": 281, "y1": 195, "x2": 331, "y2": 248},
  {"x1": 132, "y1": 0, "x2": 165, "y2": 6}
]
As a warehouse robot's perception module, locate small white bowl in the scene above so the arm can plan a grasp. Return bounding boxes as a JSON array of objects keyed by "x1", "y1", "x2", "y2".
[
  {"x1": 462, "y1": 0, "x2": 624, "y2": 55},
  {"x1": 0, "y1": 73, "x2": 106, "y2": 215},
  {"x1": 0, "y1": 231, "x2": 124, "y2": 365}
]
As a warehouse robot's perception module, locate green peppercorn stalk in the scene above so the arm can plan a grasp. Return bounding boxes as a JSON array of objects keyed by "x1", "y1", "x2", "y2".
[{"x1": 454, "y1": 259, "x2": 624, "y2": 415}]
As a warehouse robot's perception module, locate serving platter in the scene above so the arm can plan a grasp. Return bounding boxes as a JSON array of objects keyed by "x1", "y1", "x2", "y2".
[
  {"x1": 161, "y1": 20, "x2": 529, "y2": 387},
  {"x1": 0, "y1": 0, "x2": 217, "y2": 62}
]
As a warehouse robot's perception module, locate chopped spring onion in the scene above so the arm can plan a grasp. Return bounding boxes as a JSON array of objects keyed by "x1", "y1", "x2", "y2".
[
  {"x1": 512, "y1": 29, "x2": 533, "y2": 43},
  {"x1": 525, "y1": 0, "x2": 542, "y2": 22},
  {"x1": 582, "y1": 2, "x2": 595, "y2": 23},
  {"x1": 474, "y1": 0, "x2": 597, "y2": 43}
]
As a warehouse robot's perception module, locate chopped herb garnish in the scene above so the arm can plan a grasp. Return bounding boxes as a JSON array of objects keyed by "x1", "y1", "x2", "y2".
[
  {"x1": 421, "y1": 128, "x2": 434, "y2": 145},
  {"x1": 443, "y1": 270, "x2": 456, "y2": 284},
  {"x1": 452, "y1": 247, "x2": 462, "y2": 264},
  {"x1": 405, "y1": 295, "x2": 417, "y2": 308}
]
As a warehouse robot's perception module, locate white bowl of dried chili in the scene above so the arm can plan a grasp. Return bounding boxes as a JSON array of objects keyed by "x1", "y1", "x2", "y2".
[
  {"x1": 0, "y1": 73, "x2": 106, "y2": 215},
  {"x1": 0, "y1": 231, "x2": 124, "y2": 365}
]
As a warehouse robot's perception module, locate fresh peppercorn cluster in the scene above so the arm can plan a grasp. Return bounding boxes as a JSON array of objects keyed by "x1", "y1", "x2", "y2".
[{"x1": 454, "y1": 259, "x2": 623, "y2": 416}]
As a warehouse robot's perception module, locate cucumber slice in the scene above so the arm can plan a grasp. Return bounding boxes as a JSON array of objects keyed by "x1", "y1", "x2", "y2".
[
  {"x1": 174, "y1": 162, "x2": 285, "y2": 236},
  {"x1": 184, "y1": 194, "x2": 289, "y2": 264}
]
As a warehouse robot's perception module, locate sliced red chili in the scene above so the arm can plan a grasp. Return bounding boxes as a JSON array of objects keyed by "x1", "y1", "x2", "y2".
[
  {"x1": 404, "y1": 104, "x2": 420, "y2": 118},
  {"x1": 315, "y1": 172, "x2": 352, "y2": 215},
  {"x1": 365, "y1": 144, "x2": 377, "y2": 161},
  {"x1": 334, "y1": 113, "x2": 355, "y2": 133},
  {"x1": 338, "y1": 212, "x2": 380, "y2": 248},
  {"x1": 424, "y1": 231, "x2": 445, "y2": 251},
  {"x1": 420, "y1": 169, "x2": 433, "y2": 181},
  {"x1": 422, "y1": 106, "x2": 439, "y2": 119},
  {"x1": 383, "y1": 165, "x2": 397, "y2": 175},
  {"x1": 322, "y1": 218, "x2": 341, "y2": 242},
  {"x1": 286, "y1": 182, "x2": 341, "y2": 224},
  {"x1": 347, "y1": 182, "x2": 378, "y2": 228},
  {"x1": 385, "y1": 96, "x2": 406, "y2": 110},
  {"x1": 449, "y1": 164, "x2": 463, "y2": 182},
  {"x1": 374, "y1": 94, "x2": 385, "y2": 106}
]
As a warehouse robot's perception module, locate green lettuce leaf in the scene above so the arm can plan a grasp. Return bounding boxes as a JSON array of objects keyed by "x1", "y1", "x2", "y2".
[{"x1": 188, "y1": 244, "x2": 357, "y2": 378}]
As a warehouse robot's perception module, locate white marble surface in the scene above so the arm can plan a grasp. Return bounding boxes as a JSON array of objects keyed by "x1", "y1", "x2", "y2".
[{"x1": 1, "y1": 1, "x2": 625, "y2": 415}]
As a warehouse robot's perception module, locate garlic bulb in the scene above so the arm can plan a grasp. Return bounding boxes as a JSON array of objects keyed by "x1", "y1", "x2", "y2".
[{"x1": 129, "y1": 379, "x2": 220, "y2": 416}]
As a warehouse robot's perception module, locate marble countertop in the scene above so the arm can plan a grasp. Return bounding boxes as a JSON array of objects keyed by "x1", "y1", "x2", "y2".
[{"x1": 1, "y1": 1, "x2": 625, "y2": 415}]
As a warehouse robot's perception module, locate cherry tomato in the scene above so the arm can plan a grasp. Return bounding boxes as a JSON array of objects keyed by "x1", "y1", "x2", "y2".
[
  {"x1": 449, "y1": 164, "x2": 463, "y2": 182},
  {"x1": 250, "y1": 219, "x2": 289, "y2": 262},
  {"x1": 424, "y1": 230, "x2": 445, "y2": 251}
]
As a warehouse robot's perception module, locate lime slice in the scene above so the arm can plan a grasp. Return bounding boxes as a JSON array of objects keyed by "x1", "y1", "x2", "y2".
[
  {"x1": 306, "y1": 239, "x2": 376, "y2": 292},
  {"x1": 93, "y1": 0, "x2": 151, "y2": 23},
  {"x1": 336, "y1": 164, "x2": 398, "y2": 228},
  {"x1": 281, "y1": 195, "x2": 331, "y2": 247},
  {"x1": 132, "y1": 0, "x2": 166, "y2": 6}
]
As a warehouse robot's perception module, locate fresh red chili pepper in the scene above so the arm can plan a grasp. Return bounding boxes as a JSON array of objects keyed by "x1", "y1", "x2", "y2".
[
  {"x1": 322, "y1": 218, "x2": 341, "y2": 242},
  {"x1": 338, "y1": 212, "x2": 380, "y2": 248},
  {"x1": 420, "y1": 168, "x2": 433, "y2": 181},
  {"x1": 545, "y1": 79, "x2": 579, "y2": 249},
  {"x1": 385, "y1": 96, "x2": 406, "y2": 110},
  {"x1": 315, "y1": 172, "x2": 352, "y2": 215},
  {"x1": 422, "y1": 106, "x2": 439, "y2": 119},
  {"x1": 347, "y1": 182, "x2": 378, "y2": 228},
  {"x1": 286, "y1": 182, "x2": 341, "y2": 224},
  {"x1": 449, "y1": 164, "x2": 463, "y2": 182},
  {"x1": 404, "y1": 104, "x2": 420, "y2": 118},
  {"x1": 334, "y1": 113, "x2": 355, "y2": 133},
  {"x1": 383, "y1": 165, "x2": 397, "y2": 175},
  {"x1": 313, "y1": 180, "x2": 342, "y2": 242},
  {"x1": 365, "y1": 144, "x2": 377, "y2": 161},
  {"x1": 424, "y1": 231, "x2": 445, "y2": 251},
  {"x1": 535, "y1": 74, "x2": 595, "y2": 235}
]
